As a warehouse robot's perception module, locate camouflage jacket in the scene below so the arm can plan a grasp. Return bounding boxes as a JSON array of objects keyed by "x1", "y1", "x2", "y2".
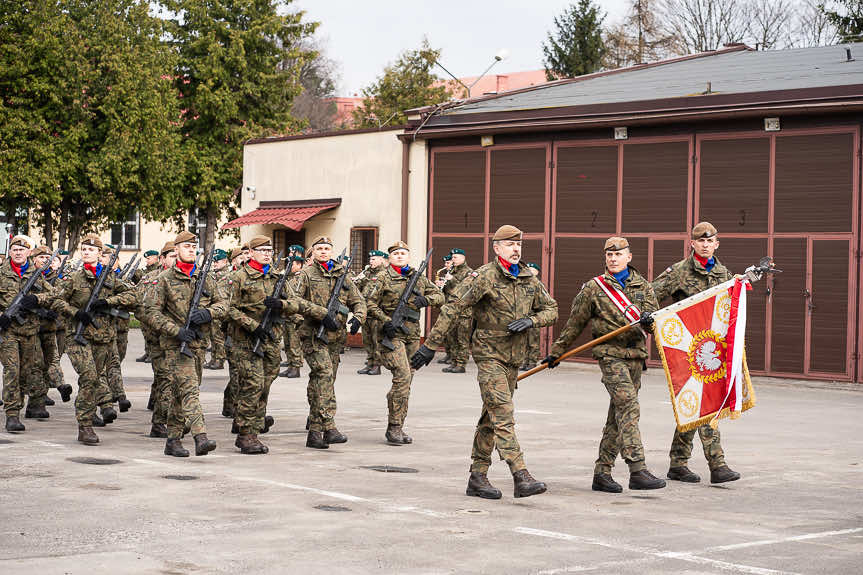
[
  {"x1": 550, "y1": 267, "x2": 658, "y2": 360},
  {"x1": 146, "y1": 264, "x2": 228, "y2": 350},
  {"x1": 651, "y1": 255, "x2": 734, "y2": 303},
  {"x1": 133, "y1": 262, "x2": 160, "y2": 284},
  {"x1": 289, "y1": 260, "x2": 367, "y2": 340},
  {"x1": 353, "y1": 264, "x2": 386, "y2": 294},
  {"x1": 0, "y1": 259, "x2": 63, "y2": 337},
  {"x1": 36, "y1": 269, "x2": 62, "y2": 333},
  {"x1": 136, "y1": 267, "x2": 163, "y2": 341},
  {"x1": 426, "y1": 259, "x2": 558, "y2": 366},
  {"x1": 364, "y1": 265, "x2": 445, "y2": 340},
  {"x1": 443, "y1": 262, "x2": 474, "y2": 318},
  {"x1": 56, "y1": 265, "x2": 138, "y2": 344},
  {"x1": 227, "y1": 262, "x2": 328, "y2": 347}
]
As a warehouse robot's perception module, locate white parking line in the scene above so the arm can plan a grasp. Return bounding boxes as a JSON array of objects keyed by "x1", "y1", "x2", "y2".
[{"x1": 703, "y1": 527, "x2": 863, "y2": 551}]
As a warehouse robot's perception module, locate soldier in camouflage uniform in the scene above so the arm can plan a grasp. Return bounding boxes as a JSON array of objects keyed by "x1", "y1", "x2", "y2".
[
  {"x1": 51, "y1": 250, "x2": 71, "y2": 361},
  {"x1": 279, "y1": 253, "x2": 307, "y2": 378},
  {"x1": 222, "y1": 247, "x2": 247, "y2": 417},
  {"x1": 102, "y1": 246, "x2": 132, "y2": 412},
  {"x1": 441, "y1": 248, "x2": 473, "y2": 374},
  {"x1": 434, "y1": 254, "x2": 454, "y2": 364},
  {"x1": 545, "y1": 237, "x2": 665, "y2": 493},
  {"x1": 522, "y1": 263, "x2": 543, "y2": 371},
  {"x1": 412, "y1": 225, "x2": 557, "y2": 499},
  {"x1": 365, "y1": 241, "x2": 444, "y2": 444},
  {"x1": 56, "y1": 234, "x2": 139, "y2": 444},
  {"x1": 203, "y1": 249, "x2": 230, "y2": 370},
  {"x1": 651, "y1": 222, "x2": 741, "y2": 485},
  {"x1": 146, "y1": 231, "x2": 226, "y2": 457},
  {"x1": 355, "y1": 249, "x2": 388, "y2": 376},
  {"x1": 135, "y1": 249, "x2": 161, "y2": 362},
  {"x1": 290, "y1": 236, "x2": 366, "y2": 449},
  {"x1": 227, "y1": 236, "x2": 329, "y2": 454}
]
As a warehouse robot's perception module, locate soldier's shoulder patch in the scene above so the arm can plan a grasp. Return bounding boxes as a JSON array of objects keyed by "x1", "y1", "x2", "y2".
[
  {"x1": 151, "y1": 279, "x2": 158, "y2": 284},
  {"x1": 665, "y1": 266, "x2": 673, "y2": 273},
  {"x1": 470, "y1": 271, "x2": 479, "y2": 277}
]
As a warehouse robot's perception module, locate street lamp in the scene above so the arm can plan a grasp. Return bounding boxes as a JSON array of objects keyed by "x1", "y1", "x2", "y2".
[{"x1": 434, "y1": 48, "x2": 509, "y2": 99}]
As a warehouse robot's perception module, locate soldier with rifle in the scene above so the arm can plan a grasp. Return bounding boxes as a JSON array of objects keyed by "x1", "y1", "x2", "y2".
[
  {"x1": 364, "y1": 242, "x2": 443, "y2": 444},
  {"x1": 441, "y1": 248, "x2": 473, "y2": 374},
  {"x1": 433, "y1": 254, "x2": 454, "y2": 364},
  {"x1": 290, "y1": 236, "x2": 365, "y2": 449},
  {"x1": 50, "y1": 250, "x2": 70, "y2": 358},
  {"x1": 103, "y1": 247, "x2": 136, "y2": 412},
  {"x1": 354, "y1": 249, "x2": 388, "y2": 376}
]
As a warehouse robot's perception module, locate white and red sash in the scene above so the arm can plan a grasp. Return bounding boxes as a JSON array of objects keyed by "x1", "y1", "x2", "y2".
[{"x1": 593, "y1": 275, "x2": 642, "y2": 323}]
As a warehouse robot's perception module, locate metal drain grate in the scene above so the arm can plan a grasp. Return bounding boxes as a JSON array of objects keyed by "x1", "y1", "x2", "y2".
[
  {"x1": 315, "y1": 505, "x2": 351, "y2": 512},
  {"x1": 360, "y1": 465, "x2": 418, "y2": 473},
  {"x1": 162, "y1": 475, "x2": 199, "y2": 481},
  {"x1": 67, "y1": 457, "x2": 122, "y2": 465}
]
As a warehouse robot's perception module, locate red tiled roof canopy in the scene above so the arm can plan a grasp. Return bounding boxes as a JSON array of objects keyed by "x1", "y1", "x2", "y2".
[{"x1": 222, "y1": 199, "x2": 341, "y2": 231}]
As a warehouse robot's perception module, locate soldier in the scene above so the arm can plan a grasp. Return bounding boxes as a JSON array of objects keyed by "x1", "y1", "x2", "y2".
[
  {"x1": 146, "y1": 231, "x2": 226, "y2": 457},
  {"x1": 278, "y1": 254, "x2": 307, "y2": 378},
  {"x1": 135, "y1": 248, "x2": 161, "y2": 363},
  {"x1": 355, "y1": 249, "x2": 388, "y2": 376},
  {"x1": 364, "y1": 241, "x2": 444, "y2": 444},
  {"x1": 102, "y1": 246, "x2": 133, "y2": 412},
  {"x1": 434, "y1": 254, "x2": 453, "y2": 365},
  {"x1": 56, "y1": 234, "x2": 138, "y2": 444},
  {"x1": 227, "y1": 236, "x2": 329, "y2": 454},
  {"x1": 203, "y1": 249, "x2": 230, "y2": 370},
  {"x1": 544, "y1": 237, "x2": 665, "y2": 493},
  {"x1": 441, "y1": 248, "x2": 473, "y2": 374},
  {"x1": 222, "y1": 247, "x2": 246, "y2": 417},
  {"x1": 52, "y1": 250, "x2": 71, "y2": 359},
  {"x1": 291, "y1": 236, "x2": 366, "y2": 449},
  {"x1": 522, "y1": 262, "x2": 542, "y2": 371},
  {"x1": 0, "y1": 237, "x2": 63, "y2": 431},
  {"x1": 411, "y1": 225, "x2": 558, "y2": 499},
  {"x1": 651, "y1": 222, "x2": 741, "y2": 485}
]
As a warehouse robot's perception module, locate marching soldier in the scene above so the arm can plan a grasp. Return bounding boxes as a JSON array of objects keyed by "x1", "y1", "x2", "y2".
[
  {"x1": 52, "y1": 250, "x2": 70, "y2": 359},
  {"x1": 364, "y1": 241, "x2": 444, "y2": 444},
  {"x1": 441, "y1": 248, "x2": 472, "y2": 374},
  {"x1": 147, "y1": 231, "x2": 226, "y2": 457},
  {"x1": 411, "y1": 225, "x2": 558, "y2": 499},
  {"x1": 227, "y1": 236, "x2": 329, "y2": 454},
  {"x1": 278, "y1": 254, "x2": 307, "y2": 378},
  {"x1": 203, "y1": 249, "x2": 230, "y2": 370},
  {"x1": 522, "y1": 262, "x2": 542, "y2": 371},
  {"x1": 434, "y1": 254, "x2": 453, "y2": 365},
  {"x1": 544, "y1": 237, "x2": 665, "y2": 493},
  {"x1": 222, "y1": 247, "x2": 246, "y2": 417},
  {"x1": 291, "y1": 236, "x2": 366, "y2": 449},
  {"x1": 651, "y1": 222, "x2": 741, "y2": 484},
  {"x1": 355, "y1": 249, "x2": 388, "y2": 376},
  {"x1": 103, "y1": 246, "x2": 132, "y2": 412},
  {"x1": 133, "y1": 249, "x2": 160, "y2": 285}
]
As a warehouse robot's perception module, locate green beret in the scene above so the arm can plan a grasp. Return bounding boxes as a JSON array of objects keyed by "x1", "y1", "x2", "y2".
[
  {"x1": 289, "y1": 244, "x2": 305, "y2": 253},
  {"x1": 105, "y1": 244, "x2": 116, "y2": 251},
  {"x1": 526, "y1": 262, "x2": 540, "y2": 271},
  {"x1": 58, "y1": 249, "x2": 69, "y2": 256},
  {"x1": 442, "y1": 254, "x2": 452, "y2": 261},
  {"x1": 213, "y1": 249, "x2": 228, "y2": 261},
  {"x1": 450, "y1": 248, "x2": 465, "y2": 255},
  {"x1": 144, "y1": 249, "x2": 159, "y2": 257},
  {"x1": 369, "y1": 250, "x2": 387, "y2": 258},
  {"x1": 289, "y1": 255, "x2": 305, "y2": 263}
]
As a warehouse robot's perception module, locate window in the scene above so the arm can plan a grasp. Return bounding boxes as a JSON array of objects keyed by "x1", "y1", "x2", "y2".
[
  {"x1": 188, "y1": 207, "x2": 207, "y2": 240},
  {"x1": 110, "y1": 208, "x2": 139, "y2": 250},
  {"x1": 272, "y1": 229, "x2": 305, "y2": 258},
  {"x1": 349, "y1": 227, "x2": 378, "y2": 274}
]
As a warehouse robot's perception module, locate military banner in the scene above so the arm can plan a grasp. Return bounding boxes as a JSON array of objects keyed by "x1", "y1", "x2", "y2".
[{"x1": 652, "y1": 277, "x2": 756, "y2": 432}]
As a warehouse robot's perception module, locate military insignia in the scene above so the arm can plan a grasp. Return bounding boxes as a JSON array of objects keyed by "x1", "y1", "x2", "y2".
[
  {"x1": 470, "y1": 271, "x2": 479, "y2": 277},
  {"x1": 687, "y1": 329, "x2": 727, "y2": 384},
  {"x1": 678, "y1": 389, "x2": 699, "y2": 418},
  {"x1": 660, "y1": 317, "x2": 684, "y2": 346},
  {"x1": 665, "y1": 266, "x2": 673, "y2": 273}
]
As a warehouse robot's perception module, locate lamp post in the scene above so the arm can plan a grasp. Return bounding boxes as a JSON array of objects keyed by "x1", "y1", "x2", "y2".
[{"x1": 433, "y1": 48, "x2": 509, "y2": 99}]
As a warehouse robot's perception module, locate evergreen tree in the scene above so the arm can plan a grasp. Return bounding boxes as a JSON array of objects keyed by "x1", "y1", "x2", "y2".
[{"x1": 542, "y1": 0, "x2": 607, "y2": 80}]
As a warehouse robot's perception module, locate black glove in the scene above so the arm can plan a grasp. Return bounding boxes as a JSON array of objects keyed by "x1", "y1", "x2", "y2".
[
  {"x1": 639, "y1": 312, "x2": 654, "y2": 330},
  {"x1": 413, "y1": 293, "x2": 430, "y2": 308},
  {"x1": 189, "y1": 308, "x2": 212, "y2": 326},
  {"x1": 321, "y1": 315, "x2": 339, "y2": 332},
  {"x1": 507, "y1": 317, "x2": 534, "y2": 333},
  {"x1": 176, "y1": 327, "x2": 197, "y2": 342},
  {"x1": 252, "y1": 325, "x2": 269, "y2": 342},
  {"x1": 92, "y1": 298, "x2": 110, "y2": 313},
  {"x1": 20, "y1": 294, "x2": 39, "y2": 310},
  {"x1": 348, "y1": 317, "x2": 361, "y2": 335},
  {"x1": 73, "y1": 309, "x2": 95, "y2": 326},
  {"x1": 264, "y1": 296, "x2": 283, "y2": 310},
  {"x1": 410, "y1": 344, "x2": 435, "y2": 370},
  {"x1": 541, "y1": 355, "x2": 560, "y2": 369},
  {"x1": 0, "y1": 314, "x2": 11, "y2": 330},
  {"x1": 382, "y1": 320, "x2": 397, "y2": 339},
  {"x1": 43, "y1": 309, "x2": 59, "y2": 322}
]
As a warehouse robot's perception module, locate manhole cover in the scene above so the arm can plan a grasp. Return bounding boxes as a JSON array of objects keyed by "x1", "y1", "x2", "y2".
[
  {"x1": 360, "y1": 465, "x2": 418, "y2": 473},
  {"x1": 67, "y1": 457, "x2": 122, "y2": 465},
  {"x1": 315, "y1": 504, "x2": 351, "y2": 512},
  {"x1": 162, "y1": 475, "x2": 198, "y2": 481}
]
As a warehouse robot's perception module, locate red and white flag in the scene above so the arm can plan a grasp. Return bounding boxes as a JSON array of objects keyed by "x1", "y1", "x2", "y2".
[{"x1": 652, "y1": 277, "x2": 756, "y2": 432}]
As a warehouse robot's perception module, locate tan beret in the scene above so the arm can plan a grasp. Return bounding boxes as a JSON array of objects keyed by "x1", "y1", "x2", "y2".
[
  {"x1": 80, "y1": 233, "x2": 103, "y2": 249},
  {"x1": 31, "y1": 245, "x2": 50, "y2": 258},
  {"x1": 160, "y1": 241, "x2": 175, "y2": 255},
  {"x1": 174, "y1": 230, "x2": 197, "y2": 245},
  {"x1": 230, "y1": 247, "x2": 244, "y2": 261},
  {"x1": 248, "y1": 235, "x2": 272, "y2": 250},
  {"x1": 691, "y1": 221, "x2": 718, "y2": 240},
  {"x1": 492, "y1": 225, "x2": 522, "y2": 242},
  {"x1": 604, "y1": 236, "x2": 629, "y2": 251},
  {"x1": 311, "y1": 236, "x2": 333, "y2": 247},
  {"x1": 388, "y1": 240, "x2": 409, "y2": 253},
  {"x1": 8, "y1": 235, "x2": 32, "y2": 250}
]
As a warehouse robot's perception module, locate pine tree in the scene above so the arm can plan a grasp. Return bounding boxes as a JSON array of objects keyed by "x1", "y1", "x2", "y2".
[{"x1": 542, "y1": 0, "x2": 607, "y2": 80}]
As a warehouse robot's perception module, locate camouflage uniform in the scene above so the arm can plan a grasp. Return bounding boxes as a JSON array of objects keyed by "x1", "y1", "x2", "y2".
[
  {"x1": 290, "y1": 259, "x2": 366, "y2": 433},
  {"x1": 137, "y1": 267, "x2": 173, "y2": 428},
  {"x1": 652, "y1": 254, "x2": 732, "y2": 471},
  {"x1": 442, "y1": 262, "x2": 474, "y2": 368},
  {"x1": 424, "y1": 259, "x2": 558, "y2": 473},
  {"x1": 138, "y1": 262, "x2": 161, "y2": 360},
  {"x1": 364, "y1": 265, "x2": 444, "y2": 428},
  {"x1": 355, "y1": 264, "x2": 385, "y2": 368},
  {"x1": 208, "y1": 267, "x2": 231, "y2": 364},
  {"x1": 146, "y1": 264, "x2": 228, "y2": 440},
  {"x1": 281, "y1": 266, "x2": 305, "y2": 371},
  {"x1": 435, "y1": 265, "x2": 454, "y2": 360},
  {"x1": 35, "y1": 269, "x2": 66, "y2": 398},
  {"x1": 107, "y1": 270, "x2": 132, "y2": 402},
  {"x1": 550, "y1": 267, "x2": 658, "y2": 475}
]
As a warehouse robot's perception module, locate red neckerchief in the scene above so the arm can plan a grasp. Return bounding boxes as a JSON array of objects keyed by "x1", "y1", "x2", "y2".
[
  {"x1": 693, "y1": 253, "x2": 715, "y2": 270},
  {"x1": 390, "y1": 263, "x2": 410, "y2": 276},
  {"x1": 318, "y1": 260, "x2": 334, "y2": 272},
  {"x1": 248, "y1": 259, "x2": 267, "y2": 274},
  {"x1": 176, "y1": 260, "x2": 195, "y2": 277},
  {"x1": 10, "y1": 260, "x2": 27, "y2": 278},
  {"x1": 84, "y1": 262, "x2": 102, "y2": 277},
  {"x1": 498, "y1": 255, "x2": 517, "y2": 275}
]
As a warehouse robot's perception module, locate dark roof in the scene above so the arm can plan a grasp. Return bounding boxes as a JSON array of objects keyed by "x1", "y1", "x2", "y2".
[{"x1": 245, "y1": 125, "x2": 406, "y2": 146}]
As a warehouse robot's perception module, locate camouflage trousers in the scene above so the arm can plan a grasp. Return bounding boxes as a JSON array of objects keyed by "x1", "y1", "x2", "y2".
[
  {"x1": 66, "y1": 338, "x2": 114, "y2": 425},
  {"x1": 470, "y1": 359, "x2": 526, "y2": 474},
  {"x1": 450, "y1": 317, "x2": 472, "y2": 367},
  {"x1": 224, "y1": 349, "x2": 239, "y2": 417},
  {"x1": 670, "y1": 425, "x2": 726, "y2": 470},
  {"x1": 362, "y1": 318, "x2": 381, "y2": 366},
  {"x1": 163, "y1": 346, "x2": 206, "y2": 440},
  {"x1": 302, "y1": 336, "x2": 342, "y2": 432},
  {"x1": 0, "y1": 332, "x2": 41, "y2": 416},
  {"x1": 148, "y1": 343, "x2": 174, "y2": 426},
  {"x1": 37, "y1": 329, "x2": 65, "y2": 391},
  {"x1": 234, "y1": 342, "x2": 280, "y2": 433},
  {"x1": 525, "y1": 327, "x2": 541, "y2": 365},
  {"x1": 379, "y1": 336, "x2": 419, "y2": 426},
  {"x1": 284, "y1": 322, "x2": 302, "y2": 368},
  {"x1": 444, "y1": 326, "x2": 455, "y2": 359},
  {"x1": 595, "y1": 357, "x2": 647, "y2": 474},
  {"x1": 107, "y1": 340, "x2": 126, "y2": 401},
  {"x1": 116, "y1": 329, "x2": 128, "y2": 361},
  {"x1": 56, "y1": 319, "x2": 67, "y2": 358},
  {"x1": 210, "y1": 324, "x2": 226, "y2": 362}
]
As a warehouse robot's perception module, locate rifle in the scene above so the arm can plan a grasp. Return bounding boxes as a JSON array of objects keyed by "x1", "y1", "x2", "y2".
[
  {"x1": 0, "y1": 249, "x2": 61, "y2": 344},
  {"x1": 118, "y1": 253, "x2": 138, "y2": 280},
  {"x1": 315, "y1": 247, "x2": 351, "y2": 344},
  {"x1": 50, "y1": 256, "x2": 68, "y2": 286},
  {"x1": 123, "y1": 256, "x2": 141, "y2": 282},
  {"x1": 381, "y1": 247, "x2": 434, "y2": 351},
  {"x1": 73, "y1": 248, "x2": 120, "y2": 346},
  {"x1": 179, "y1": 248, "x2": 214, "y2": 358},
  {"x1": 251, "y1": 251, "x2": 285, "y2": 357}
]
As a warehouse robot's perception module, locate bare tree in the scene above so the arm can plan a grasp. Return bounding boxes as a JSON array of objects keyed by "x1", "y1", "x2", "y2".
[
  {"x1": 660, "y1": 0, "x2": 749, "y2": 53},
  {"x1": 603, "y1": 22, "x2": 639, "y2": 69},
  {"x1": 792, "y1": 0, "x2": 840, "y2": 46},
  {"x1": 627, "y1": 0, "x2": 677, "y2": 62},
  {"x1": 286, "y1": 37, "x2": 342, "y2": 132},
  {"x1": 745, "y1": 0, "x2": 795, "y2": 49}
]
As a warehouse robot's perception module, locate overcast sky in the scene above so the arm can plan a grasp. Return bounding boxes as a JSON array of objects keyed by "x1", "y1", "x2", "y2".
[{"x1": 293, "y1": 0, "x2": 631, "y2": 96}]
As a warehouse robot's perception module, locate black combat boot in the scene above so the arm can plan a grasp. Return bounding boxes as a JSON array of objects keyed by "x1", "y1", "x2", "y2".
[
  {"x1": 667, "y1": 466, "x2": 701, "y2": 483},
  {"x1": 279, "y1": 367, "x2": 300, "y2": 378},
  {"x1": 466, "y1": 472, "x2": 503, "y2": 499},
  {"x1": 385, "y1": 424, "x2": 404, "y2": 444},
  {"x1": 280, "y1": 360, "x2": 290, "y2": 367},
  {"x1": 136, "y1": 353, "x2": 149, "y2": 362},
  {"x1": 149, "y1": 423, "x2": 168, "y2": 438},
  {"x1": 204, "y1": 358, "x2": 224, "y2": 370},
  {"x1": 357, "y1": 364, "x2": 371, "y2": 374},
  {"x1": 236, "y1": 433, "x2": 268, "y2": 455},
  {"x1": 25, "y1": 405, "x2": 50, "y2": 419},
  {"x1": 306, "y1": 430, "x2": 329, "y2": 449},
  {"x1": 164, "y1": 438, "x2": 190, "y2": 457},
  {"x1": 324, "y1": 428, "x2": 348, "y2": 444},
  {"x1": 710, "y1": 465, "x2": 741, "y2": 484},
  {"x1": 231, "y1": 421, "x2": 239, "y2": 434},
  {"x1": 262, "y1": 415, "x2": 275, "y2": 434},
  {"x1": 147, "y1": 391, "x2": 155, "y2": 411},
  {"x1": 305, "y1": 417, "x2": 310, "y2": 430},
  {"x1": 5, "y1": 416, "x2": 25, "y2": 432},
  {"x1": 58, "y1": 384, "x2": 73, "y2": 402},
  {"x1": 100, "y1": 406, "x2": 118, "y2": 424},
  {"x1": 92, "y1": 414, "x2": 105, "y2": 427},
  {"x1": 442, "y1": 364, "x2": 466, "y2": 373},
  {"x1": 366, "y1": 365, "x2": 381, "y2": 375},
  {"x1": 45, "y1": 396, "x2": 55, "y2": 406},
  {"x1": 193, "y1": 433, "x2": 216, "y2": 456},
  {"x1": 629, "y1": 469, "x2": 666, "y2": 490},
  {"x1": 437, "y1": 355, "x2": 451, "y2": 364},
  {"x1": 592, "y1": 473, "x2": 623, "y2": 493},
  {"x1": 77, "y1": 425, "x2": 99, "y2": 445},
  {"x1": 117, "y1": 397, "x2": 132, "y2": 412},
  {"x1": 513, "y1": 469, "x2": 547, "y2": 498}
]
